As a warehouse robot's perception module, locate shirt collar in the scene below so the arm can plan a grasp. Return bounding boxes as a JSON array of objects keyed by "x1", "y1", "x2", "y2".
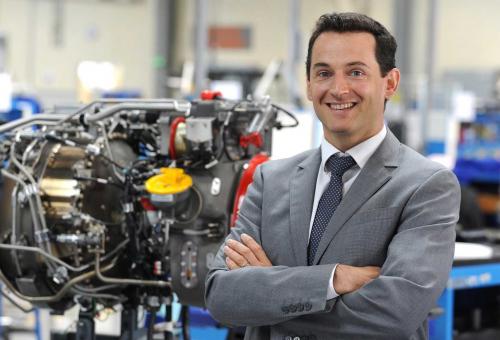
[{"x1": 320, "y1": 125, "x2": 387, "y2": 171}]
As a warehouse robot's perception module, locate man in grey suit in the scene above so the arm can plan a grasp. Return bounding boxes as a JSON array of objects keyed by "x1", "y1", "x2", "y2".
[{"x1": 205, "y1": 12, "x2": 460, "y2": 340}]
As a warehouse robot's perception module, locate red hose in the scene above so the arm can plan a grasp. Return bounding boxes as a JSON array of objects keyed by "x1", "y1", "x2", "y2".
[{"x1": 230, "y1": 153, "x2": 270, "y2": 227}]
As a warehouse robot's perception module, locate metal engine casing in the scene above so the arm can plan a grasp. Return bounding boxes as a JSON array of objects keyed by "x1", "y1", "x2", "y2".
[
  {"x1": 0, "y1": 97, "x2": 294, "y2": 315},
  {"x1": 0, "y1": 139, "x2": 136, "y2": 310}
]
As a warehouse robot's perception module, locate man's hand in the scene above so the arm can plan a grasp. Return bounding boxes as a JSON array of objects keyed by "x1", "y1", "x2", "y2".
[
  {"x1": 333, "y1": 264, "x2": 380, "y2": 295},
  {"x1": 224, "y1": 233, "x2": 272, "y2": 270}
]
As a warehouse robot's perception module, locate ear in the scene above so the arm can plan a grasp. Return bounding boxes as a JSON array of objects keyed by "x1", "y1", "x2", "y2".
[
  {"x1": 384, "y1": 68, "x2": 400, "y2": 99},
  {"x1": 306, "y1": 79, "x2": 313, "y2": 101}
]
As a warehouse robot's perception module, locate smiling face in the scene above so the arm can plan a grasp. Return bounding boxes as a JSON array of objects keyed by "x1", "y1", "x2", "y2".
[{"x1": 307, "y1": 31, "x2": 400, "y2": 151}]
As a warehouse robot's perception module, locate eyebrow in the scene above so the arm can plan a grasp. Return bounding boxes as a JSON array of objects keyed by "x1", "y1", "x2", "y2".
[
  {"x1": 346, "y1": 61, "x2": 369, "y2": 68},
  {"x1": 312, "y1": 62, "x2": 330, "y2": 69},
  {"x1": 312, "y1": 61, "x2": 370, "y2": 69}
]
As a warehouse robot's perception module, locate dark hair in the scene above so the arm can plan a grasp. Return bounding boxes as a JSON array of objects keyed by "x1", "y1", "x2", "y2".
[{"x1": 306, "y1": 12, "x2": 397, "y2": 79}]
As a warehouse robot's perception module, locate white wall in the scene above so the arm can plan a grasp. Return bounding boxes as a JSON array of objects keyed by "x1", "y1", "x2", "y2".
[
  {"x1": 2, "y1": 0, "x2": 500, "y2": 106},
  {"x1": 436, "y1": 0, "x2": 500, "y2": 74},
  {"x1": 0, "y1": 0, "x2": 154, "y2": 104}
]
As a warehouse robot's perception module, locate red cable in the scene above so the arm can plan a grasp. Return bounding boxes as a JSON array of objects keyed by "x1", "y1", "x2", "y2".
[{"x1": 230, "y1": 153, "x2": 270, "y2": 227}]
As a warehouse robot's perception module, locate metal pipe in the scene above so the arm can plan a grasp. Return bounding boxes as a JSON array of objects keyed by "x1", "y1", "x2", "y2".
[
  {"x1": 0, "y1": 243, "x2": 83, "y2": 272},
  {"x1": 74, "y1": 284, "x2": 120, "y2": 293},
  {"x1": 70, "y1": 287, "x2": 122, "y2": 301},
  {"x1": 0, "y1": 100, "x2": 190, "y2": 132},
  {"x1": 10, "y1": 185, "x2": 22, "y2": 276},
  {"x1": 1, "y1": 169, "x2": 44, "y2": 249},
  {"x1": 98, "y1": 124, "x2": 125, "y2": 183},
  {"x1": 60, "y1": 98, "x2": 188, "y2": 123},
  {"x1": 0, "y1": 114, "x2": 68, "y2": 134},
  {"x1": 9, "y1": 145, "x2": 53, "y2": 265},
  {"x1": 21, "y1": 138, "x2": 40, "y2": 164},
  {"x1": 85, "y1": 102, "x2": 190, "y2": 123},
  {"x1": 0, "y1": 260, "x2": 115, "y2": 303},
  {"x1": 10, "y1": 145, "x2": 45, "y2": 230},
  {"x1": 0, "y1": 238, "x2": 129, "y2": 273},
  {"x1": 1, "y1": 287, "x2": 34, "y2": 313},
  {"x1": 0, "y1": 244, "x2": 90, "y2": 273},
  {"x1": 94, "y1": 252, "x2": 170, "y2": 288}
]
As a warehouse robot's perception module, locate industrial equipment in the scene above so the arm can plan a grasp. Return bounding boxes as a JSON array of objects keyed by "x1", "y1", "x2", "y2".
[{"x1": 0, "y1": 93, "x2": 297, "y2": 339}]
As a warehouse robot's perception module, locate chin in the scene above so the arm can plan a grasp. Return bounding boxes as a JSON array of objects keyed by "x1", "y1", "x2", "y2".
[{"x1": 326, "y1": 125, "x2": 352, "y2": 135}]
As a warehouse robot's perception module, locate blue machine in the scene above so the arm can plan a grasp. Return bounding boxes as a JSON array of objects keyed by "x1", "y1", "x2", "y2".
[
  {"x1": 0, "y1": 95, "x2": 42, "y2": 123},
  {"x1": 430, "y1": 261, "x2": 500, "y2": 340}
]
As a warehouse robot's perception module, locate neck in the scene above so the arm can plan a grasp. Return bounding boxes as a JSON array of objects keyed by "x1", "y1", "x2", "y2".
[{"x1": 324, "y1": 126, "x2": 383, "y2": 152}]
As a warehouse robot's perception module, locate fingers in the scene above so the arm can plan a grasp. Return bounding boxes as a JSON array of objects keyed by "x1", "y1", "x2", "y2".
[
  {"x1": 226, "y1": 238, "x2": 260, "y2": 265},
  {"x1": 241, "y1": 234, "x2": 272, "y2": 266},
  {"x1": 224, "y1": 245, "x2": 251, "y2": 268},
  {"x1": 223, "y1": 234, "x2": 273, "y2": 269},
  {"x1": 226, "y1": 257, "x2": 240, "y2": 270}
]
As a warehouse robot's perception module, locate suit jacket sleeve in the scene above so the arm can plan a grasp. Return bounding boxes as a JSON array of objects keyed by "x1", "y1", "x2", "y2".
[
  {"x1": 324, "y1": 168, "x2": 459, "y2": 338},
  {"x1": 205, "y1": 165, "x2": 336, "y2": 327}
]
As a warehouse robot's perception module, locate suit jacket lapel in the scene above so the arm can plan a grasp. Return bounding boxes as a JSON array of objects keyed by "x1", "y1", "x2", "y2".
[
  {"x1": 313, "y1": 130, "x2": 401, "y2": 265},
  {"x1": 289, "y1": 148, "x2": 321, "y2": 266}
]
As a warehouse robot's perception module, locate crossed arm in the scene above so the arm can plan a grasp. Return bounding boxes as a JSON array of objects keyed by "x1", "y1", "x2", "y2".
[{"x1": 224, "y1": 233, "x2": 380, "y2": 295}]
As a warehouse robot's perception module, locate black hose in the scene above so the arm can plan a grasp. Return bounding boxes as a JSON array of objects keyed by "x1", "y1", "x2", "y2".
[
  {"x1": 73, "y1": 175, "x2": 124, "y2": 189},
  {"x1": 271, "y1": 103, "x2": 299, "y2": 128},
  {"x1": 97, "y1": 153, "x2": 127, "y2": 170}
]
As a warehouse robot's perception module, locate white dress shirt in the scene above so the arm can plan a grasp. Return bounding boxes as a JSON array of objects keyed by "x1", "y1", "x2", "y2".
[{"x1": 308, "y1": 125, "x2": 387, "y2": 299}]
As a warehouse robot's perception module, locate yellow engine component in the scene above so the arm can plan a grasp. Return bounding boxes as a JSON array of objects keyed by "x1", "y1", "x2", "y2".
[{"x1": 145, "y1": 168, "x2": 193, "y2": 195}]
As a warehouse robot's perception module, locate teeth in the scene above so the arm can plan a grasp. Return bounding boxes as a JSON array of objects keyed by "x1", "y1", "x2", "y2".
[{"x1": 329, "y1": 103, "x2": 354, "y2": 110}]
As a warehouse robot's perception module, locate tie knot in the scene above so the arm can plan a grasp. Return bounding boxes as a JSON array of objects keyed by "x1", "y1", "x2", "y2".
[{"x1": 326, "y1": 154, "x2": 356, "y2": 176}]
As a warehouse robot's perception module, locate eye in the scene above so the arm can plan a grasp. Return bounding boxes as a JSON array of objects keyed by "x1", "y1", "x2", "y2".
[
  {"x1": 317, "y1": 70, "x2": 331, "y2": 78},
  {"x1": 349, "y1": 70, "x2": 364, "y2": 77}
]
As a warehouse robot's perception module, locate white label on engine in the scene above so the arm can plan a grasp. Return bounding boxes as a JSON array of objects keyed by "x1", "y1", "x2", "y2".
[{"x1": 211, "y1": 177, "x2": 221, "y2": 195}]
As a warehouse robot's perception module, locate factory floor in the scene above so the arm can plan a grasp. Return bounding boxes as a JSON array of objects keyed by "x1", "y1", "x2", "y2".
[
  {"x1": 1, "y1": 321, "x2": 229, "y2": 340},
  {"x1": 1, "y1": 295, "x2": 230, "y2": 340},
  {"x1": 2, "y1": 329, "x2": 228, "y2": 340}
]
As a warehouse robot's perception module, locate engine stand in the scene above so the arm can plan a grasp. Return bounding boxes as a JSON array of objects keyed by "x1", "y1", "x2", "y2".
[{"x1": 75, "y1": 308, "x2": 96, "y2": 340}]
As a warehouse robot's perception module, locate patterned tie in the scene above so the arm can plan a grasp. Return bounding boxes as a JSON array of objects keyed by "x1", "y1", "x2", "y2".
[{"x1": 307, "y1": 154, "x2": 356, "y2": 265}]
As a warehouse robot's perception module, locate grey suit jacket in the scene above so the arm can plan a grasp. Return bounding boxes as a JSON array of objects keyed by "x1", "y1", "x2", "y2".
[{"x1": 205, "y1": 130, "x2": 460, "y2": 340}]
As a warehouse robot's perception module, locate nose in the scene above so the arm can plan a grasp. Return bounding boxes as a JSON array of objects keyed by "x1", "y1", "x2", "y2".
[{"x1": 330, "y1": 75, "x2": 350, "y2": 97}]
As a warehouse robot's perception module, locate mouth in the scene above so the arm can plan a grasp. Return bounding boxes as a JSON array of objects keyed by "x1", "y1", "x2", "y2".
[{"x1": 327, "y1": 102, "x2": 356, "y2": 111}]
